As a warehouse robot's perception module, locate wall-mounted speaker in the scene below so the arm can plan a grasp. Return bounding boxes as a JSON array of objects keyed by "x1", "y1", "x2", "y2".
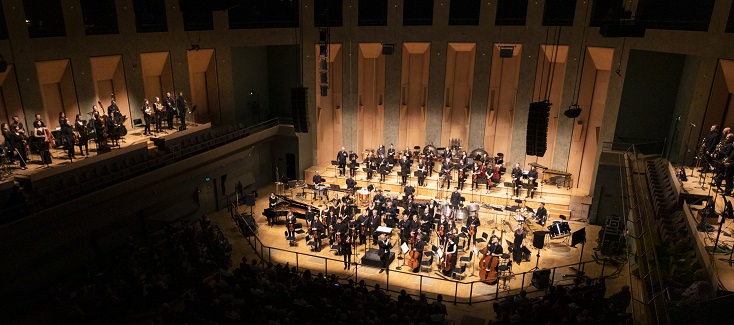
[
  {"x1": 499, "y1": 46, "x2": 514, "y2": 58},
  {"x1": 291, "y1": 87, "x2": 309, "y2": 133},
  {"x1": 382, "y1": 44, "x2": 395, "y2": 55},
  {"x1": 526, "y1": 101, "x2": 551, "y2": 157}
]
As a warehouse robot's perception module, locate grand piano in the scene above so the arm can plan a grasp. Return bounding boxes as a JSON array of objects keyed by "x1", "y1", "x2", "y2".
[{"x1": 264, "y1": 195, "x2": 315, "y2": 224}]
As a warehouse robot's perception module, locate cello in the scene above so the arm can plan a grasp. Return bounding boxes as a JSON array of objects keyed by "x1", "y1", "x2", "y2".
[
  {"x1": 408, "y1": 237, "x2": 421, "y2": 270},
  {"x1": 479, "y1": 231, "x2": 500, "y2": 284}
]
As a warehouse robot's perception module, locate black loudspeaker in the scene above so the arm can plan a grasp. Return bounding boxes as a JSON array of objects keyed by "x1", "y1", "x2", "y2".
[
  {"x1": 526, "y1": 101, "x2": 551, "y2": 157},
  {"x1": 245, "y1": 193, "x2": 256, "y2": 206},
  {"x1": 531, "y1": 269, "x2": 551, "y2": 289},
  {"x1": 499, "y1": 47, "x2": 514, "y2": 58},
  {"x1": 600, "y1": 22, "x2": 646, "y2": 38},
  {"x1": 291, "y1": 87, "x2": 309, "y2": 133},
  {"x1": 382, "y1": 44, "x2": 395, "y2": 55},
  {"x1": 533, "y1": 231, "x2": 546, "y2": 249}
]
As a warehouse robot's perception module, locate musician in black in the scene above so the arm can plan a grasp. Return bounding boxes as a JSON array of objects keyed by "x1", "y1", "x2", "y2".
[
  {"x1": 442, "y1": 234, "x2": 458, "y2": 276},
  {"x1": 286, "y1": 212, "x2": 297, "y2": 243},
  {"x1": 398, "y1": 214, "x2": 412, "y2": 244},
  {"x1": 107, "y1": 100, "x2": 121, "y2": 120},
  {"x1": 376, "y1": 144, "x2": 386, "y2": 157},
  {"x1": 7, "y1": 124, "x2": 27, "y2": 170},
  {"x1": 310, "y1": 214, "x2": 324, "y2": 251},
  {"x1": 267, "y1": 193, "x2": 278, "y2": 226},
  {"x1": 384, "y1": 201, "x2": 398, "y2": 227},
  {"x1": 437, "y1": 215, "x2": 450, "y2": 245},
  {"x1": 511, "y1": 163, "x2": 523, "y2": 197},
  {"x1": 342, "y1": 234, "x2": 353, "y2": 270},
  {"x1": 724, "y1": 147, "x2": 734, "y2": 196},
  {"x1": 378, "y1": 156, "x2": 388, "y2": 182},
  {"x1": 485, "y1": 235, "x2": 503, "y2": 260},
  {"x1": 403, "y1": 146, "x2": 413, "y2": 161},
  {"x1": 534, "y1": 202, "x2": 548, "y2": 226},
  {"x1": 465, "y1": 211, "x2": 481, "y2": 249},
  {"x1": 337, "y1": 147, "x2": 348, "y2": 176},
  {"x1": 417, "y1": 159, "x2": 427, "y2": 186},
  {"x1": 409, "y1": 214, "x2": 421, "y2": 239},
  {"x1": 370, "y1": 209, "x2": 382, "y2": 244},
  {"x1": 33, "y1": 114, "x2": 53, "y2": 167},
  {"x1": 457, "y1": 167, "x2": 468, "y2": 190},
  {"x1": 526, "y1": 166, "x2": 539, "y2": 199},
  {"x1": 377, "y1": 233, "x2": 392, "y2": 273},
  {"x1": 411, "y1": 233, "x2": 427, "y2": 272},
  {"x1": 426, "y1": 151, "x2": 435, "y2": 177},
  {"x1": 60, "y1": 118, "x2": 75, "y2": 159},
  {"x1": 702, "y1": 124, "x2": 720, "y2": 172},
  {"x1": 715, "y1": 134, "x2": 734, "y2": 188},
  {"x1": 372, "y1": 189, "x2": 384, "y2": 207},
  {"x1": 512, "y1": 224, "x2": 528, "y2": 265},
  {"x1": 346, "y1": 175, "x2": 357, "y2": 193},
  {"x1": 440, "y1": 160, "x2": 452, "y2": 189},
  {"x1": 399, "y1": 156, "x2": 410, "y2": 185},
  {"x1": 404, "y1": 182, "x2": 415, "y2": 198},
  {"x1": 356, "y1": 210, "x2": 370, "y2": 245},
  {"x1": 164, "y1": 92, "x2": 175, "y2": 130},
  {"x1": 74, "y1": 115, "x2": 89, "y2": 157},
  {"x1": 312, "y1": 171, "x2": 328, "y2": 200},
  {"x1": 153, "y1": 97, "x2": 164, "y2": 133},
  {"x1": 11, "y1": 116, "x2": 25, "y2": 136},
  {"x1": 450, "y1": 188, "x2": 462, "y2": 210},
  {"x1": 176, "y1": 92, "x2": 188, "y2": 130},
  {"x1": 141, "y1": 99, "x2": 153, "y2": 135},
  {"x1": 348, "y1": 150, "x2": 359, "y2": 177},
  {"x1": 365, "y1": 155, "x2": 375, "y2": 180},
  {"x1": 403, "y1": 195, "x2": 417, "y2": 216}
]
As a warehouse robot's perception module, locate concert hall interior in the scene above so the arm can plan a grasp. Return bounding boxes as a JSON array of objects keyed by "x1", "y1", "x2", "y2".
[{"x1": 2, "y1": 0, "x2": 734, "y2": 324}]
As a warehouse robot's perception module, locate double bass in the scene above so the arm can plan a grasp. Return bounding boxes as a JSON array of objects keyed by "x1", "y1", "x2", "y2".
[
  {"x1": 479, "y1": 231, "x2": 500, "y2": 284},
  {"x1": 408, "y1": 239, "x2": 421, "y2": 270},
  {"x1": 442, "y1": 235, "x2": 455, "y2": 273}
]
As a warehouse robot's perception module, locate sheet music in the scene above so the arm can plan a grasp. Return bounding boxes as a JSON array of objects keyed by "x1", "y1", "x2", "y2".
[{"x1": 400, "y1": 242, "x2": 409, "y2": 254}]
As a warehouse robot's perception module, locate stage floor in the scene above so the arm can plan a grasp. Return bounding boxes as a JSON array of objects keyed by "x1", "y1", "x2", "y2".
[{"x1": 208, "y1": 182, "x2": 630, "y2": 322}]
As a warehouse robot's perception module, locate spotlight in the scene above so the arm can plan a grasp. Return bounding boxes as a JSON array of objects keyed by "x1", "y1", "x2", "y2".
[{"x1": 564, "y1": 104, "x2": 582, "y2": 118}]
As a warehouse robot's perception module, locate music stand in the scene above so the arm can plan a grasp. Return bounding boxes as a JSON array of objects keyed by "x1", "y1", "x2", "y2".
[
  {"x1": 331, "y1": 160, "x2": 340, "y2": 177},
  {"x1": 530, "y1": 231, "x2": 547, "y2": 271}
]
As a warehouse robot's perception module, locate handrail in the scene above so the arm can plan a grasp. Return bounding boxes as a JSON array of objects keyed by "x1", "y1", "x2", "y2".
[{"x1": 234, "y1": 212, "x2": 611, "y2": 305}]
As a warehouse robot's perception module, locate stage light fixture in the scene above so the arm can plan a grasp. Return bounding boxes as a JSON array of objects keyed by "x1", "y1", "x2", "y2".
[{"x1": 564, "y1": 104, "x2": 582, "y2": 118}]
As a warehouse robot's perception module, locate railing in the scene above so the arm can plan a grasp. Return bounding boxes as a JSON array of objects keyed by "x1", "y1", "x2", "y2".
[
  {"x1": 236, "y1": 216, "x2": 617, "y2": 305},
  {"x1": 603, "y1": 139, "x2": 666, "y2": 156},
  {"x1": 620, "y1": 143, "x2": 669, "y2": 324}
]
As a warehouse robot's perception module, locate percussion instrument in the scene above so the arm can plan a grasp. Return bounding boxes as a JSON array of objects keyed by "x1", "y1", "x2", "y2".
[
  {"x1": 454, "y1": 208, "x2": 468, "y2": 221},
  {"x1": 548, "y1": 221, "x2": 571, "y2": 238},
  {"x1": 357, "y1": 189, "x2": 370, "y2": 205},
  {"x1": 440, "y1": 201, "x2": 452, "y2": 216},
  {"x1": 467, "y1": 203, "x2": 480, "y2": 212}
]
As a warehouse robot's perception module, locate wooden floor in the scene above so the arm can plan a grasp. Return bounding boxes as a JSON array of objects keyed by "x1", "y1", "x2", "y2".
[{"x1": 209, "y1": 182, "x2": 631, "y2": 323}]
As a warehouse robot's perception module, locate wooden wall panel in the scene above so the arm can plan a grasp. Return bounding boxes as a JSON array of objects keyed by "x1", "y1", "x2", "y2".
[
  {"x1": 0, "y1": 66, "x2": 24, "y2": 124},
  {"x1": 485, "y1": 44, "x2": 522, "y2": 159},
  {"x1": 140, "y1": 52, "x2": 174, "y2": 106},
  {"x1": 36, "y1": 59, "x2": 79, "y2": 128},
  {"x1": 442, "y1": 43, "x2": 476, "y2": 148},
  {"x1": 188, "y1": 49, "x2": 219, "y2": 124},
  {"x1": 357, "y1": 43, "x2": 385, "y2": 153},
  {"x1": 399, "y1": 43, "x2": 430, "y2": 149},
  {"x1": 315, "y1": 44, "x2": 344, "y2": 165}
]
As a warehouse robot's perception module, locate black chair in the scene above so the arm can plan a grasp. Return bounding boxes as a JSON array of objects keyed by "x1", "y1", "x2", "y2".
[
  {"x1": 451, "y1": 264, "x2": 467, "y2": 280},
  {"x1": 460, "y1": 251, "x2": 473, "y2": 265},
  {"x1": 421, "y1": 255, "x2": 434, "y2": 272},
  {"x1": 476, "y1": 232, "x2": 488, "y2": 245}
]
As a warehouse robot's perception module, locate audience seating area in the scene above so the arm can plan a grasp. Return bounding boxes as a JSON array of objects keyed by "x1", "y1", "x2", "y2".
[{"x1": 644, "y1": 158, "x2": 716, "y2": 323}]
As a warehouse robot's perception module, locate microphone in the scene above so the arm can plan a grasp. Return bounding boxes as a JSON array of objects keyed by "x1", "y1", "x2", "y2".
[{"x1": 690, "y1": 123, "x2": 697, "y2": 127}]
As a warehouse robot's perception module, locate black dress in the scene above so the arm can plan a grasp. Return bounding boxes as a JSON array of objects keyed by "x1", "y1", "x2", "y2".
[{"x1": 513, "y1": 230, "x2": 525, "y2": 264}]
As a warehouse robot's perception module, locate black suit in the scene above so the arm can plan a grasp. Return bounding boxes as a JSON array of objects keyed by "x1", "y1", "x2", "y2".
[
  {"x1": 526, "y1": 169, "x2": 539, "y2": 198},
  {"x1": 337, "y1": 150, "x2": 348, "y2": 176},
  {"x1": 535, "y1": 207, "x2": 548, "y2": 226},
  {"x1": 377, "y1": 239, "x2": 393, "y2": 270},
  {"x1": 450, "y1": 191, "x2": 461, "y2": 209}
]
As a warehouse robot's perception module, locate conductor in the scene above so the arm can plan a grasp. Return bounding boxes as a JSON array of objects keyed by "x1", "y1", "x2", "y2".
[{"x1": 378, "y1": 233, "x2": 393, "y2": 274}]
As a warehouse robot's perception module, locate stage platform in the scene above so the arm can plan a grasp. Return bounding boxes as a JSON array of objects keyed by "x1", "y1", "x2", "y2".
[
  {"x1": 302, "y1": 162, "x2": 590, "y2": 222},
  {"x1": 210, "y1": 182, "x2": 629, "y2": 305}
]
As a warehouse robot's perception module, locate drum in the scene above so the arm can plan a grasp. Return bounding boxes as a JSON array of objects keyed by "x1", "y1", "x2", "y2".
[
  {"x1": 357, "y1": 189, "x2": 370, "y2": 205},
  {"x1": 454, "y1": 208, "x2": 468, "y2": 221},
  {"x1": 440, "y1": 201, "x2": 452, "y2": 216},
  {"x1": 467, "y1": 203, "x2": 480, "y2": 212}
]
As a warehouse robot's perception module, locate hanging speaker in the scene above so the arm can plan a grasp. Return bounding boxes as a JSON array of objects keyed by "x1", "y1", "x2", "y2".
[
  {"x1": 245, "y1": 193, "x2": 256, "y2": 206},
  {"x1": 526, "y1": 101, "x2": 551, "y2": 157},
  {"x1": 291, "y1": 87, "x2": 309, "y2": 133}
]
